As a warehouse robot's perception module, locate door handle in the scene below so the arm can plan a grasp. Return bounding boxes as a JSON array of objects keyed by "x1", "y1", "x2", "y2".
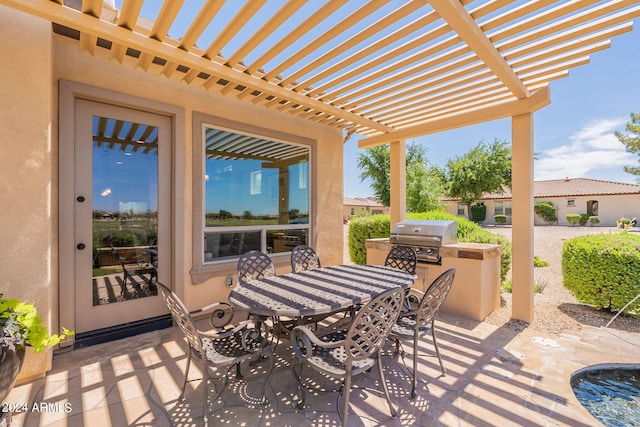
[{"x1": 77, "y1": 243, "x2": 86, "y2": 250}]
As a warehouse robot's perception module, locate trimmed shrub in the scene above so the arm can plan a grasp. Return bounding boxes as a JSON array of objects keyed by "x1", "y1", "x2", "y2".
[
  {"x1": 534, "y1": 201, "x2": 557, "y2": 223},
  {"x1": 588, "y1": 216, "x2": 600, "y2": 226},
  {"x1": 348, "y1": 211, "x2": 512, "y2": 282},
  {"x1": 566, "y1": 213, "x2": 582, "y2": 226},
  {"x1": 470, "y1": 205, "x2": 486, "y2": 222},
  {"x1": 579, "y1": 213, "x2": 589, "y2": 226},
  {"x1": 348, "y1": 214, "x2": 393, "y2": 266},
  {"x1": 494, "y1": 214, "x2": 507, "y2": 224},
  {"x1": 562, "y1": 232, "x2": 640, "y2": 314}
]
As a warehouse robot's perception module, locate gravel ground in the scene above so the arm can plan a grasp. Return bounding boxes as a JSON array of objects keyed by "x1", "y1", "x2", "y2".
[
  {"x1": 345, "y1": 224, "x2": 640, "y2": 336},
  {"x1": 479, "y1": 225, "x2": 640, "y2": 335}
]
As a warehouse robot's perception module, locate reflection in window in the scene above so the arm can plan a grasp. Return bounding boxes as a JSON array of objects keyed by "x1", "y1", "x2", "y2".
[
  {"x1": 203, "y1": 126, "x2": 310, "y2": 261},
  {"x1": 91, "y1": 116, "x2": 158, "y2": 305}
]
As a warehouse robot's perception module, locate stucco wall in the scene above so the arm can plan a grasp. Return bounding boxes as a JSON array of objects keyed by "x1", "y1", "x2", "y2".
[{"x1": 0, "y1": 8, "x2": 55, "y2": 379}]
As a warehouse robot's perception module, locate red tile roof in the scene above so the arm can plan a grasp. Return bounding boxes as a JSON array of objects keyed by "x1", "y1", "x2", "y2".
[
  {"x1": 442, "y1": 178, "x2": 640, "y2": 201},
  {"x1": 344, "y1": 197, "x2": 385, "y2": 207},
  {"x1": 484, "y1": 178, "x2": 640, "y2": 200}
]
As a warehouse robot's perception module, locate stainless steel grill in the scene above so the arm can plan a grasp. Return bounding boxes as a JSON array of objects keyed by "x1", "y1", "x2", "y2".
[{"x1": 390, "y1": 220, "x2": 458, "y2": 264}]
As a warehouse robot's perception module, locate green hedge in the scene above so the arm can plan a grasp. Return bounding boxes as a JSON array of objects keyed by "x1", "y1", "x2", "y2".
[
  {"x1": 534, "y1": 201, "x2": 557, "y2": 223},
  {"x1": 494, "y1": 214, "x2": 507, "y2": 224},
  {"x1": 348, "y1": 211, "x2": 512, "y2": 282},
  {"x1": 470, "y1": 205, "x2": 486, "y2": 222},
  {"x1": 562, "y1": 232, "x2": 640, "y2": 314}
]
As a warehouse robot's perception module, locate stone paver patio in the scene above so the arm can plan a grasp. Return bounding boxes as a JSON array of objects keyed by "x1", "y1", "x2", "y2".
[{"x1": 6, "y1": 311, "x2": 639, "y2": 426}]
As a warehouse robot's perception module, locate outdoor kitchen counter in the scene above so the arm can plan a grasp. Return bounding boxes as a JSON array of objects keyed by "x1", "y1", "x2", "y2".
[{"x1": 365, "y1": 238, "x2": 503, "y2": 321}]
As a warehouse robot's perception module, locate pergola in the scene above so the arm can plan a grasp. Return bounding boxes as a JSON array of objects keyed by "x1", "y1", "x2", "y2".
[{"x1": 3, "y1": 0, "x2": 638, "y2": 322}]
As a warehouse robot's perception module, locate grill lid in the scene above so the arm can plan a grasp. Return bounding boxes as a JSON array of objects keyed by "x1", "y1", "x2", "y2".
[{"x1": 390, "y1": 220, "x2": 458, "y2": 246}]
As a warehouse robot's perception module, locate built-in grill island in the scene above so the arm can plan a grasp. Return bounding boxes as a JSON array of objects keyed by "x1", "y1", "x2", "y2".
[
  {"x1": 367, "y1": 219, "x2": 503, "y2": 321},
  {"x1": 390, "y1": 220, "x2": 458, "y2": 265}
]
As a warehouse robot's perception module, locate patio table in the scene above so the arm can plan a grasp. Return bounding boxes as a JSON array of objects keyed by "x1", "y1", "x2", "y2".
[{"x1": 228, "y1": 264, "x2": 415, "y2": 319}]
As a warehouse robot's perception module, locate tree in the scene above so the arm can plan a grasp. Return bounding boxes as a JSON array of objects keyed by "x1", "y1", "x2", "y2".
[
  {"x1": 357, "y1": 142, "x2": 445, "y2": 212},
  {"x1": 444, "y1": 139, "x2": 511, "y2": 218},
  {"x1": 615, "y1": 112, "x2": 640, "y2": 176}
]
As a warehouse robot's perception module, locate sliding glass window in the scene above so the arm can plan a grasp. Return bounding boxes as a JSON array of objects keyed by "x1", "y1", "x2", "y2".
[{"x1": 202, "y1": 125, "x2": 310, "y2": 263}]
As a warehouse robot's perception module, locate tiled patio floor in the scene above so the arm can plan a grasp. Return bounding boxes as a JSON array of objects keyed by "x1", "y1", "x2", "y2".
[{"x1": 5, "y1": 312, "x2": 639, "y2": 426}]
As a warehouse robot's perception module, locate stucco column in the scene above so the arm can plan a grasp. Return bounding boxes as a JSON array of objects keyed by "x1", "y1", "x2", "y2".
[
  {"x1": 511, "y1": 113, "x2": 534, "y2": 323},
  {"x1": 0, "y1": 8, "x2": 55, "y2": 380},
  {"x1": 389, "y1": 140, "x2": 406, "y2": 229}
]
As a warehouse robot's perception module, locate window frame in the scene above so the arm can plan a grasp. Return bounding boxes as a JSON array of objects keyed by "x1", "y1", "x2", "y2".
[
  {"x1": 495, "y1": 201, "x2": 512, "y2": 216},
  {"x1": 191, "y1": 112, "x2": 316, "y2": 284}
]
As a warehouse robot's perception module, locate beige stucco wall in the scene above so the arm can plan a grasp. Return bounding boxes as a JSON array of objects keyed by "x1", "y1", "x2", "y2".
[
  {"x1": 445, "y1": 194, "x2": 640, "y2": 227},
  {"x1": 1, "y1": 7, "x2": 344, "y2": 372},
  {"x1": 0, "y1": 8, "x2": 55, "y2": 381},
  {"x1": 540, "y1": 194, "x2": 639, "y2": 226},
  {"x1": 343, "y1": 204, "x2": 389, "y2": 219}
]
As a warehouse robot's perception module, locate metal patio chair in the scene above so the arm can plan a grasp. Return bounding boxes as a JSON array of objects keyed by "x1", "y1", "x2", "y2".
[
  {"x1": 290, "y1": 287, "x2": 404, "y2": 427},
  {"x1": 388, "y1": 268, "x2": 456, "y2": 398},
  {"x1": 157, "y1": 282, "x2": 274, "y2": 422},
  {"x1": 237, "y1": 250, "x2": 276, "y2": 284},
  {"x1": 384, "y1": 245, "x2": 418, "y2": 275},
  {"x1": 290, "y1": 245, "x2": 321, "y2": 272},
  {"x1": 110, "y1": 244, "x2": 157, "y2": 297}
]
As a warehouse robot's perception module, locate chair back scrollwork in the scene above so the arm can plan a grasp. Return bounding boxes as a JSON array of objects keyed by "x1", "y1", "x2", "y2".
[
  {"x1": 237, "y1": 250, "x2": 276, "y2": 284},
  {"x1": 384, "y1": 245, "x2": 417, "y2": 275},
  {"x1": 290, "y1": 245, "x2": 321, "y2": 273}
]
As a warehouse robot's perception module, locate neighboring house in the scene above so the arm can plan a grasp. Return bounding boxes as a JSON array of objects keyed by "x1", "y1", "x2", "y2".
[
  {"x1": 343, "y1": 197, "x2": 389, "y2": 219},
  {"x1": 443, "y1": 178, "x2": 640, "y2": 226}
]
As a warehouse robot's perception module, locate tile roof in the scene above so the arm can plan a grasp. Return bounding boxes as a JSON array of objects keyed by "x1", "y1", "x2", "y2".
[
  {"x1": 344, "y1": 197, "x2": 385, "y2": 207},
  {"x1": 481, "y1": 177, "x2": 640, "y2": 200}
]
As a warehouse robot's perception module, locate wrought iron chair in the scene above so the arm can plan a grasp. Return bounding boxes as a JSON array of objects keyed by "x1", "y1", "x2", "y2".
[
  {"x1": 156, "y1": 282, "x2": 274, "y2": 422},
  {"x1": 109, "y1": 244, "x2": 157, "y2": 297},
  {"x1": 388, "y1": 268, "x2": 456, "y2": 398},
  {"x1": 290, "y1": 245, "x2": 321, "y2": 272},
  {"x1": 290, "y1": 287, "x2": 404, "y2": 427},
  {"x1": 237, "y1": 250, "x2": 276, "y2": 284},
  {"x1": 384, "y1": 245, "x2": 417, "y2": 274}
]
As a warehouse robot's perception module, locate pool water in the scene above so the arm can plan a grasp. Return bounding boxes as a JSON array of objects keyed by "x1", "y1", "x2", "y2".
[{"x1": 571, "y1": 366, "x2": 640, "y2": 427}]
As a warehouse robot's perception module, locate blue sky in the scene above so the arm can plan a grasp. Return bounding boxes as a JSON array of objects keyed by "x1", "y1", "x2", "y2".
[
  {"x1": 345, "y1": 27, "x2": 640, "y2": 197},
  {"x1": 114, "y1": 1, "x2": 640, "y2": 198}
]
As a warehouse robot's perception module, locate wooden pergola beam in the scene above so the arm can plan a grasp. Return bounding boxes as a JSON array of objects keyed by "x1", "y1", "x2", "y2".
[
  {"x1": 358, "y1": 86, "x2": 550, "y2": 148},
  {"x1": 427, "y1": 0, "x2": 529, "y2": 99},
  {"x1": 3, "y1": 0, "x2": 391, "y2": 133}
]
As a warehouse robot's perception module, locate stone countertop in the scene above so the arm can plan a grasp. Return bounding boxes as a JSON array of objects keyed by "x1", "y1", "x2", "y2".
[{"x1": 365, "y1": 238, "x2": 503, "y2": 260}]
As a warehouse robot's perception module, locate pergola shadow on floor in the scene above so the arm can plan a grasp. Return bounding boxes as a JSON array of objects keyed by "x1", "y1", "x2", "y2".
[{"x1": 7, "y1": 313, "x2": 639, "y2": 426}]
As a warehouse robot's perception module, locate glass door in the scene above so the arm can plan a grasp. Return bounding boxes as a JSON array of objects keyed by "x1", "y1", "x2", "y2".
[{"x1": 74, "y1": 99, "x2": 170, "y2": 336}]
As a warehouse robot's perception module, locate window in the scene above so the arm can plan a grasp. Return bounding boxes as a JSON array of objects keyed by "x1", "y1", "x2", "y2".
[
  {"x1": 457, "y1": 203, "x2": 466, "y2": 216},
  {"x1": 494, "y1": 201, "x2": 512, "y2": 216},
  {"x1": 200, "y1": 122, "x2": 311, "y2": 264}
]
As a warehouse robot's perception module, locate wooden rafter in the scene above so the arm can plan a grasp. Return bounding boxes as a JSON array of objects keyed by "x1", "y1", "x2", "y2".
[{"x1": 1, "y1": 0, "x2": 637, "y2": 142}]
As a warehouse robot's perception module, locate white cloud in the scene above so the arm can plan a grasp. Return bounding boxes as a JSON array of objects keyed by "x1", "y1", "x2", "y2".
[{"x1": 534, "y1": 118, "x2": 634, "y2": 181}]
